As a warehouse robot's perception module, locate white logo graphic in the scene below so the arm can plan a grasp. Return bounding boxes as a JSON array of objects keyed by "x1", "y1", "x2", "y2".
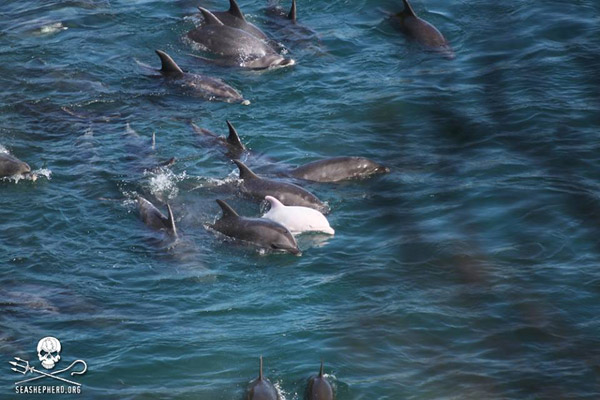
[
  {"x1": 9, "y1": 337, "x2": 87, "y2": 387},
  {"x1": 37, "y1": 337, "x2": 61, "y2": 369}
]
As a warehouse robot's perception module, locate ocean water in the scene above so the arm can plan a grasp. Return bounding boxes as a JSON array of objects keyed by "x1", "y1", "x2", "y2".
[{"x1": 1, "y1": 0, "x2": 600, "y2": 398}]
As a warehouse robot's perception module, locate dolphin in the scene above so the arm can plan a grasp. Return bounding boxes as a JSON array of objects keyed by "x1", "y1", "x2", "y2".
[
  {"x1": 191, "y1": 120, "x2": 246, "y2": 159},
  {"x1": 204, "y1": 0, "x2": 270, "y2": 41},
  {"x1": 212, "y1": 200, "x2": 300, "y2": 255},
  {"x1": 305, "y1": 361, "x2": 334, "y2": 400},
  {"x1": 288, "y1": 157, "x2": 390, "y2": 182},
  {"x1": 187, "y1": 8, "x2": 294, "y2": 69},
  {"x1": 266, "y1": 0, "x2": 296, "y2": 22},
  {"x1": 233, "y1": 160, "x2": 327, "y2": 213},
  {"x1": 154, "y1": 50, "x2": 250, "y2": 104},
  {"x1": 0, "y1": 153, "x2": 32, "y2": 178},
  {"x1": 262, "y1": 196, "x2": 334, "y2": 235},
  {"x1": 246, "y1": 356, "x2": 281, "y2": 400},
  {"x1": 392, "y1": 0, "x2": 454, "y2": 58},
  {"x1": 137, "y1": 196, "x2": 177, "y2": 237}
]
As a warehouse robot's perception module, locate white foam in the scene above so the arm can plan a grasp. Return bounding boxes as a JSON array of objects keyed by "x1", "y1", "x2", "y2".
[{"x1": 35, "y1": 22, "x2": 68, "y2": 35}]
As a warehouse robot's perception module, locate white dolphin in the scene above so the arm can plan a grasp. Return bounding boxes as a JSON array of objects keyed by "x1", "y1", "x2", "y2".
[{"x1": 262, "y1": 195, "x2": 334, "y2": 235}]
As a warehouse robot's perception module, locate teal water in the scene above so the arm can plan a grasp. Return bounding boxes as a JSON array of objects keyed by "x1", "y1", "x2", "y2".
[{"x1": 1, "y1": 0, "x2": 600, "y2": 398}]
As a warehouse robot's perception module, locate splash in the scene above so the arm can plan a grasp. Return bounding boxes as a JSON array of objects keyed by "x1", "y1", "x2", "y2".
[
  {"x1": 144, "y1": 168, "x2": 187, "y2": 202},
  {"x1": 1, "y1": 168, "x2": 52, "y2": 183}
]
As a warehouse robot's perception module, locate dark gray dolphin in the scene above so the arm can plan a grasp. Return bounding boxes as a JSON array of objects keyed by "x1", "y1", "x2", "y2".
[
  {"x1": 233, "y1": 160, "x2": 328, "y2": 213},
  {"x1": 137, "y1": 196, "x2": 177, "y2": 237},
  {"x1": 288, "y1": 157, "x2": 390, "y2": 182},
  {"x1": 266, "y1": 0, "x2": 296, "y2": 22},
  {"x1": 155, "y1": 50, "x2": 250, "y2": 104},
  {"x1": 305, "y1": 361, "x2": 334, "y2": 400},
  {"x1": 212, "y1": 200, "x2": 300, "y2": 255},
  {"x1": 191, "y1": 120, "x2": 246, "y2": 159},
  {"x1": 0, "y1": 153, "x2": 31, "y2": 178},
  {"x1": 246, "y1": 356, "x2": 281, "y2": 400},
  {"x1": 205, "y1": 0, "x2": 270, "y2": 41},
  {"x1": 187, "y1": 8, "x2": 294, "y2": 69},
  {"x1": 392, "y1": 0, "x2": 454, "y2": 58}
]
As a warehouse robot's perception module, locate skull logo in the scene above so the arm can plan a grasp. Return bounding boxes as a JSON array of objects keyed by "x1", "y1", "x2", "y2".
[{"x1": 37, "y1": 337, "x2": 61, "y2": 370}]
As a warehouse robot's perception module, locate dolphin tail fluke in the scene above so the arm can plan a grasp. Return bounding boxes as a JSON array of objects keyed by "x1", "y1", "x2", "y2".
[
  {"x1": 319, "y1": 359, "x2": 324, "y2": 378},
  {"x1": 225, "y1": 120, "x2": 245, "y2": 150},
  {"x1": 401, "y1": 0, "x2": 416, "y2": 17},
  {"x1": 155, "y1": 50, "x2": 184, "y2": 76},
  {"x1": 216, "y1": 199, "x2": 239, "y2": 219},
  {"x1": 228, "y1": 0, "x2": 246, "y2": 20},
  {"x1": 232, "y1": 159, "x2": 259, "y2": 180},
  {"x1": 166, "y1": 204, "x2": 178, "y2": 237},
  {"x1": 288, "y1": 0, "x2": 297, "y2": 21},
  {"x1": 259, "y1": 356, "x2": 263, "y2": 381},
  {"x1": 199, "y1": 7, "x2": 225, "y2": 25}
]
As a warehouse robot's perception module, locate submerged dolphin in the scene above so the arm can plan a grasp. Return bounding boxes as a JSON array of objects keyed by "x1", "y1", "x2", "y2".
[
  {"x1": 187, "y1": 8, "x2": 294, "y2": 69},
  {"x1": 155, "y1": 50, "x2": 250, "y2": 104},
  {"x1": 305, "y1": 361, "x2": 334, "y2": 400},
  {"x1": 204, "y1": 0, "x2": 270, "y2": 41},
  {"x1": 137, "y1": 196, "x2": 177, "y2": 237},
  {"x1": 233, "y1": 159, "x2": 327, "y2": 212},
  {"x1": 392, "y1": 0, "x2": 453, "y2": 58},
  {"x1": 246, "y1": 356, "x2": 281, "y2": 400},
  {"x1": 212, "y1": 200, "x2": 300, "y2": 255},
  {"x1": 266, "y1": 0, "x2": 296, "y2": 22},
  {"x1": 0, "y1": 153, "x2": 31, "y2": 178},
  {"x1": 191, "y1": 120, "x2": 246, "y2": 159},
  {"x1": 262, "y1": 196, "x2": 334, "y2": 235},
  {"x1": 288, "y1": 157, "x2": 390, "y2": 182}
]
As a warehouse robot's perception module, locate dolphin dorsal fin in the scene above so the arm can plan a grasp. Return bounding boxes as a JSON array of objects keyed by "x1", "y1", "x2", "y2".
[
  {"x1": 265, "y1": 196, "x2": 284, "y2": 209},
  {"x1": 319, "y1": 360, "x2": 324, "y2": 378},
  {"x1": 401, "y1": 0, "x2": 417, "y2": 17},
  {"x1": 288, "y1": 0, "x2": 297, "y2": 21},
  {"x1": 228, "y1": 0, "x2": 246, "y2": 21},
  {"x1": 199, "y1": 7, "x2": 225, "y2": 25},
  {"x1": 216, "y1": 199, "x2": 239, "y2": 219},
  {"x1": 233, "y1": 160, "x2": 259, "y2": 180},
  {"x1": 155, "y1": 50, "x2": 184, "y2": 76},
  {"x1": 166, "y1": 204, "x2": 178, "y2": 237},
  {"x1": 226, "y1": 120, "x2": 245, "y2": 150},
  {"x1": 259, "y1": 356, "x2": 264, "y2": 381}
]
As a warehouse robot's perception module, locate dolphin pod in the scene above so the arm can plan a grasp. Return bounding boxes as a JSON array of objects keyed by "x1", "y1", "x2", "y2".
[
  {"x1": 0, "y1": 152, "x2": 31, "y2": 178},
  {"x1": 187, "y1": 8, "x2": 294, "y2": 69},
  {"x1": 392, "y1": 0, "x2": 454, "y2": 58},
  {"x1": 212, "y1": 199, "x2": 300, "y2": 255},
  {"x1": 137, "y1": 196, "x2": 177, "y2": 237},
  {"x1": 305, "y1": 361, "x2": 335, "y2": 400},
  {"x1": 154, "y1": 50, "x2": 250, "y2": 104},
  {"x1": 262, "y1": 196, "x2": 334, "y2": 235},
  {"x1": 233, "y1": 159, "x2": 328, "y2": 213}
]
